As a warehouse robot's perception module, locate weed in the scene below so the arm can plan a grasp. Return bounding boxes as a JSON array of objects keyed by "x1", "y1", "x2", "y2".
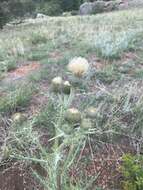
[
  {"x1": 133, "y1": 69, "x2": 143, "y2": 79},
  {"x1": 27, "y1": 50, "x2": 48, "y2": 61},
  {"x1": 30, "y1": 32, "x2": 47, "y2": 45},
  {"x1": 95, "y1": 65, "x2": 121, "y2": 84},
  {"x1": 9, "y1": 93, "x2": 99, "y2": 189},
  {"x1": 0, "y1": 82, "x2": 36, "y2": 114},
  {"x1": 121, "y1": 154, "x2": 143, "y2": 190},
  {"x1": 6, "y1": 58, "x2": 17, "y2": 71}
]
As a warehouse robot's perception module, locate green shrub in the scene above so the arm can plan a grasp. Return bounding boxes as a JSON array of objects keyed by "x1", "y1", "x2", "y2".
[
  {"x1": 8, "y1": 0, "x2": 35, "y2": 18},
  {"x1": 0, "y1": 0, "x2": 35, "y2": 27},
  {"x1": 36, "y1": 1, "x2": 62, "y2": 16},
  {"x1": 121, "y1": 154, "x2": 143, "y2": 190},
  {"x1": 61, "y1": 0, "x2": 82, "y2": 11},
  {"x1": 0, "y1": 1, "x2": 10, "y2": 28},
  {"x1": 95, "y1": 65, "x2": 120, "y2": 84}
]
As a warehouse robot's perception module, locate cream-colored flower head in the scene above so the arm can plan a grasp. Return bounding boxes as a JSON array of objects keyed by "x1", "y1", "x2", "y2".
[
  {"x1": 67, "y1": 57, "x2": 89, "y2": 77},
  {"x1": 52, "y1": 77, "x2": 62, "y2": 84}
]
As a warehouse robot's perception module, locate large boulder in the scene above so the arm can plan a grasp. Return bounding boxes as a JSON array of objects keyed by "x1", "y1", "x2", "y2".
[
  {"x1": 79, "y1": 2, "x2": 94, "y2": 15},
  {"x1": 104, "y1": 1, "x2": 120, "y2": 12},
  {"x1": 92, "y1": 1, "x2": 106, "y2": 14},
  {"x1": 79, "y1": 0, "x2": 120, "y2": 15},
  {"x1": 118, "y1": 0, "x2": 143, "y2": 10}
]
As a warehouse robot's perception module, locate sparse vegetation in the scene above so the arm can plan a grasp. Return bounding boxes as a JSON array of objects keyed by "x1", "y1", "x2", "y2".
[{"x1": 0, "y1": 82, "x2": 36, "y2": 114}]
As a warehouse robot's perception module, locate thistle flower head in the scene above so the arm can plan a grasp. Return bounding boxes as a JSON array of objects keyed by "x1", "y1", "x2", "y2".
[{"x1": 67, "y1": 57, "x2": 89, "y2": 77}]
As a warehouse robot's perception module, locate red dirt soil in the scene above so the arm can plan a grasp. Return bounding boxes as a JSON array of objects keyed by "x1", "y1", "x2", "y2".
[
  {"x1": 8, "y1": 62, "x2": 40, "y2": 80},
  {"x1": 0, "y1": 162, "x2": 43, "y2": 190}
]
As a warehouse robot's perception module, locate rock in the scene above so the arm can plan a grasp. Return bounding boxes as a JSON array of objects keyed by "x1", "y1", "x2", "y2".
[
  {"x1": 79, "y1": 1, "x2": 107, "y2": 15},
  {"x1": 104, "y1": 1, "x2": 120, "y2": 12},
  {"x1": 71, "y1": 10, "x2": 79, "y2": 15},
  {"x1": 36, "y1": 13, "x2": 48, "y2": 19},
  {"x1": 79, "y1": 0, "x2": 120, "y2": 15},
  {"x1": 92, "y1": 1, "x2": 106, "y2": 14},
  {"x1": 62, "y1": 12, "x2": 72, "y2": 17},
  {"x1": 79, "y1": 2, "x2": 94, "y2": 15},
  {"x1": 118, "y1": 0, "x2": 143, "y2": 10}
]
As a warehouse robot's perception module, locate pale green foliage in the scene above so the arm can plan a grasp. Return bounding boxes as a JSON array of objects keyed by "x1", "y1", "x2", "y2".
[
  {"x1": 30, "y1": 32, "x2": 47, "y2": 45},
  {"x1": 94, "y1": 30, "x2": 139, "y2": 59},
  {"x1": 8, "y1": 93, "x2": 98, "y2": 190}
]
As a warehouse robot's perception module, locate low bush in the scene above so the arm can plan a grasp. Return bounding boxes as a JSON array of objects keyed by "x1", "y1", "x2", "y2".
[
  {"x1": 36, "y1": 1, "x2": 62, "y2": 16},
  {"x1": 121, "y1": 154, "x2": 143, "y2": 190}
]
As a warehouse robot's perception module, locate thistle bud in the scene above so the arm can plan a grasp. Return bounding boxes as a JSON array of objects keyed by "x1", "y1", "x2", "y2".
[
  {"x1": 51, "y1": 76, "x2": 63, "y2": 93},
  {"x1": 86, "y1": 107, "x2": 96, "y2": 119},
  {"x1": 65, "y1": 108, "x2": 81, "y2": 124},
  {"x1": 12, "y1": 112, "x2": 26, "y2": 123},
  {"x1": 63, "y1": 81, "x2": 71, "y2": 94}
]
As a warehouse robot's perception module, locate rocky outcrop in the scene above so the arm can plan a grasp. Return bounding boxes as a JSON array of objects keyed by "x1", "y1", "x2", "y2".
[
  {"x1": 79, "y1": 0, "x2": 125, "y2": 15},
  {"x1": 79, "y1": 0, "x2": 122, "y2": 15},
  {"x1": 118, "y1": 0, "x2": 143, "y2": 10},
  {"x1": 79, "y1": 2, "x2": 94, "y2": 15},
  {"x1": 79, "y1": 0, "x2": 143, "y2": 15}
]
